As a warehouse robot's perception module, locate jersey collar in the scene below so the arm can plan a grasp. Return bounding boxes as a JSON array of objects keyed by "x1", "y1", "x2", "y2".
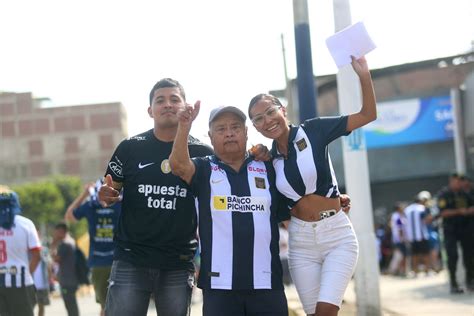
[
  {"x1": 270, "y1": 124, "x2": 298, "y2": 159},
  {"x1": 209, "y1": 152, "x2": 253, "y2": 174}
]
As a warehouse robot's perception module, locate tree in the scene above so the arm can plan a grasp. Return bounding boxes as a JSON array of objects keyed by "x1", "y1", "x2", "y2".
[
  {"x1": 49, "y1": 175, "x2": 82, "y2": 211},
  {"x1": 49, "y1": 175, "x2": 88, "y2": 238},
  {"x1": 13, "y1": 181, "x2": 64, "y2": 225},
  {"x1": 11, "y1": 175, "x2": 88, "y2": 238}
]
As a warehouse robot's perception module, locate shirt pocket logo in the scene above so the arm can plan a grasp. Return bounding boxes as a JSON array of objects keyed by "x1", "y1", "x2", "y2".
[
  {"x1": 295, "y1": 138, "x2": 307, "y2": 151},
  {"x1": 255, "y1": 177, "x2": 266, "y2": 189}
]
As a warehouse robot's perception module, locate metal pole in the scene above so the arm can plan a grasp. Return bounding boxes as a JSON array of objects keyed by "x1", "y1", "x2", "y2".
[
  {"x1": 293, "y1": 0, "x2": 317, "y2": 122},
  {"x1": 332, "y1": 0, "x2": 381, "y2": 315},
  {"x1": 450, "y1": 88, "x2": 467, "y2": 174},
  {"x1": 281, "y1": 33, "x2": 296, "y2": 123}
]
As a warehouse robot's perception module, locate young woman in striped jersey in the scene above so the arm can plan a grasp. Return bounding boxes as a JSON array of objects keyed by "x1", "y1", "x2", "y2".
[{"x1": 248, "y1": 56, "x2": 377, "y2": 316}]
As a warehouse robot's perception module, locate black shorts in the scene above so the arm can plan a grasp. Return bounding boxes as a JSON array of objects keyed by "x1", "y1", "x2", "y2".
[
  {"x1": 202, "y1": 288, "x2": 288, "y2": 316},
  {"x1": 0, "y1": 285, "x2": 36, "y2": 316},
  {"x1": 394, "y1": 243, "x2": 407, "y2": 256},
  {"x1": 35, "y1": 288, "x2": 50, "y2": 305},
  {"x1": 411, "y1": 240, "x2": 430, "y2": 255}
]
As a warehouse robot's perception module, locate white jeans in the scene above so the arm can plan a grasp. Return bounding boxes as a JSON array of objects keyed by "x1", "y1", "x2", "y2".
[{"x1": 288, "y1": 210, "x2": 359, "y2": 314}]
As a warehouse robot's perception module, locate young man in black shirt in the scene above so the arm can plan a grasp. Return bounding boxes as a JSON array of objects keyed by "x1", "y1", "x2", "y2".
[{"x1": 98, "y1": 78, "x2": 213, "y2": 316}]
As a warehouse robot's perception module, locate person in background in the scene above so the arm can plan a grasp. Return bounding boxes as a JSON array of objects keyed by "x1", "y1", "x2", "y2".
[
  {"x1": 374, "y1": 223, "x2": 392, "y2": 273},
  {"x1": 404, "y1": 192, "x2": 432, "y2": 275},
  {"x1": 65, "y1": 179, "x2": 121, "y2": 316},
  {"x1": 460, "y1": 174, "x2": 474, "y2": 199},
  {"x1": 387, "y1": 203, "x2": 408, "y2": 277},
  {"x1": 421, "y1": 192, "x2": 442, "y2": 273},
  {"x1": 459, "y1": 174, "x2": 474, "y2": 290},
  {"x1": 374, "y1": 226, "x2": 383, "y2": 269},
  {"x1": 436, "y1": 173, "x2": 474, "y2": 293},
  {"x1": 0, "y1": 186, "x2": 41, "y2": 316},
  {"x1": 51, "y1": 222, "x2": 79, "y2": 316},
  {"x1": 33, "y1": 231, "x2": 52, "y2": 316},
  {"x1": 279, "y1": 223, "x2": 292, "y2": 286}
]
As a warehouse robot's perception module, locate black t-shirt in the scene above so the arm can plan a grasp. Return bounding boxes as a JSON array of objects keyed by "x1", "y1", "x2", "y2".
[
  {"x1": 105, "y1": 129, "x2": 213, "y2": 270},
  {"x1": 436, "y1": 186, "x2": 470, "y2": 231}
]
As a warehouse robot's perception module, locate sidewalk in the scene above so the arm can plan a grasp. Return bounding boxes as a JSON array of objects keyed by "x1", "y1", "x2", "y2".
[
  {"x1": 40, "y1": 270, "x2": 473, "y2": 315},
  {"x1": 342, "y1": 270, "x2": 473, "y2": 316}
]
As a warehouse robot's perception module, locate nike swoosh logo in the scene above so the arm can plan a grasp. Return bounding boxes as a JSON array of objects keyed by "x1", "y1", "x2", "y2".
[
  {"x1": 211, "y1": 179, "x2": 224, "y2": 184},
  {"x1": 138, "y1": 162, "x2": 155, "y2": 169}
]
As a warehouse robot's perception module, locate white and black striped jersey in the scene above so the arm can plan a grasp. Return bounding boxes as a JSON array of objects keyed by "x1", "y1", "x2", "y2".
[
  {"x1": 270, "y1": 116, "x2": 350, "y2": 207},
  {"x1": 0, "y1": 215, "x2": 41, "y2": 288},
  {"x1": 404, "y1": 203, "x2": 429, "y2": 242},
  {"x1": 191, "y1": 155, "x2": 290, "y2": 290}
]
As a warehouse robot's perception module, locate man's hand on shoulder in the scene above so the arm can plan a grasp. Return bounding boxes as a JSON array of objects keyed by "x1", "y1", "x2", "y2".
[{"x1": 249, "y1": 144, "x2": 271, "y2": 162}]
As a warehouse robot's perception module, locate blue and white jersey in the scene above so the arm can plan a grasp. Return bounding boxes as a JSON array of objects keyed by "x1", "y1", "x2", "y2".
[
  {"x1": 73, "y1": 201, "x2": 121, "y2": 267},
  {"x1": 270, "y1": 116, "x2": 350, "y2": 207},
  {"x1": 390, "y1": 212, "x2": 407, "y2": 244},
  {"x1": 404, "y1": 203, "x2": 429, "y2": 242},
  {"x1": 191, "y1": 155, "x2": 289, "y2": 291}
]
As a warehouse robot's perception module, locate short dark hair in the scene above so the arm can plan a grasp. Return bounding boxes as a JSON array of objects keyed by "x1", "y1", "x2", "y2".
[
  {"x1": 248, "y1": 93, "x2": 283, "y2": 118},
  {"x1": 55, "y1": 222, "x2": 68, "y2": 232},
  {"x1": 148, "y1": 78, "x2": 186, "y2": 106},
  {"x1": 393, "y1": 202, "x2": 404, "y2": 211},
  {"x1": 450, "y1": 171, "x2": 463, "y2": 179}
]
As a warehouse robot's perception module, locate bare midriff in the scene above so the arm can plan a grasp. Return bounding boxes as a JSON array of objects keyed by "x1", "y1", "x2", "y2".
[{"x1": 290, "y1": 194, "x2": 341, "y2": 222}]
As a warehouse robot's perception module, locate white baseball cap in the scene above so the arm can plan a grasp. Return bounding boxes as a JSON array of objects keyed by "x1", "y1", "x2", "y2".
[{"x1": 417, "y1": 190, "x2": 432, "y2": 201}]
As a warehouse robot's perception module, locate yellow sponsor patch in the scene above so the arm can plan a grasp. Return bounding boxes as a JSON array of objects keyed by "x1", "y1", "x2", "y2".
[
  {"x1": 213, "y1": 196, "x2": 227, "y2": 210},
  {"x1": 211, "y1": 195, "x2": 269, "y2": 213}
]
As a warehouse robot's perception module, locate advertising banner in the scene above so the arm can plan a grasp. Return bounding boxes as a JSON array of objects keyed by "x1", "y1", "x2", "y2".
[{"x1": 363, "y1": 95, "x2": 453, "y2": 149}]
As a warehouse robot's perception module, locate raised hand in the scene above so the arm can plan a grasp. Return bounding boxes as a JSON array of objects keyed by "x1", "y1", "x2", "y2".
[
  {"x1": 351, "y1": 55, "x2": 370, "y2": 77},
  {"x1": 98, "y1": 174, "x2": 120, "y2": 207},
  {"x1": 177, "y1": 101, "x2": 201, "y2": 128}
]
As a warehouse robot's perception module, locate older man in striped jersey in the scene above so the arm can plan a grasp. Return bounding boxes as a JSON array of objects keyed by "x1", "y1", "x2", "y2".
[{"x1": 170, "y1": 104, "x2": 291, "y2": 316}]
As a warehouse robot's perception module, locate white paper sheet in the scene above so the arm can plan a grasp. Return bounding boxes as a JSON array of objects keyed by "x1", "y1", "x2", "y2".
[{"x1": 325, "y1": 21, "x2": 376, "y2": 68}]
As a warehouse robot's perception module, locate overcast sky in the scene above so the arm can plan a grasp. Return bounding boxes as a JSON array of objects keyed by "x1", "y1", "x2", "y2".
[{"x1": 1, "y1": 0, "x2": 472, "y2": 146}]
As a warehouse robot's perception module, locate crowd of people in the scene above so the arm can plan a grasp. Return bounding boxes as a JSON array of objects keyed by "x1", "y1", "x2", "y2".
[
  {"x1": 377, "y1": 173, "x2": 474, "y2": 294},
  {"x1": 0, "y1": 179, "x2": 121, "y2": 316},
  {"x1": 0, "y1": 54, "x2": 471, "y2": 316}
]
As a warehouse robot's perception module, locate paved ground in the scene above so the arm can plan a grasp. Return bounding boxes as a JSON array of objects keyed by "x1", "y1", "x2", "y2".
[
  {"x1": 39, "y1": 270, "x2": 473, "y2": 315},
  {"x1": 343, "y1": 271, "x2": 473, "y2": 316}
]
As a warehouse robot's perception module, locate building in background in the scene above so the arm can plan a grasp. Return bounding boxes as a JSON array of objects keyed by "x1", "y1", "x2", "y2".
[
  {"x1": 272, "y1": 52, "x2": 474, "y2": 222},
  {"x1": 0, "y1": 92, "x2": 127, "y2": 185}
]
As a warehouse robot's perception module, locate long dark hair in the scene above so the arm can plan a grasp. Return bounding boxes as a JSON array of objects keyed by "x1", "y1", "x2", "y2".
[{"x1": 248, "y1": 93, "x2": 283, "y2": 119}]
